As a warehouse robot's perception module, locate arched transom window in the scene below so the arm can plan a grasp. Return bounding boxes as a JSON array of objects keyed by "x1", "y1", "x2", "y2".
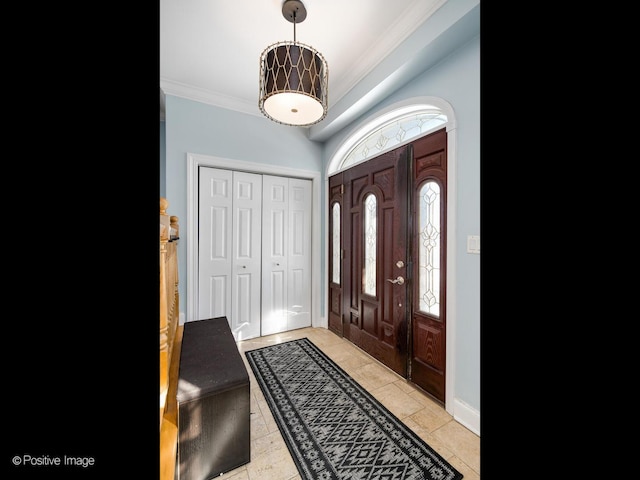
[{"x1": 330, "y1": 104, "x2": 448, "y2": 174}]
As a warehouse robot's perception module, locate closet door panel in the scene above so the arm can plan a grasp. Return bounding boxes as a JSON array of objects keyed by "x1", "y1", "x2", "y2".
[
  {"x1": 261, "y1": 175, "x2": 289, "y2": 335},
  {"x1": 231, "y1": 171, "x2": 262, "y2": 340},
  {"x1": 287, "y1": 178, "x2": 312, "y2": 330},
  {"x1": 198, "y1": 168, "x2": 233, "y2": 321}
]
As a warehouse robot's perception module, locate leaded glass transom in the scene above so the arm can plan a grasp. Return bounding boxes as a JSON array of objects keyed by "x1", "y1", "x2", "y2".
[
  {"x1": 418, "y1": 181, "x2": 440, "y2": 316},
  {"x1": 332, "y1": 202, "x2": 341, "y2": 285},
  {"x1": 363, "y1": 194, "x2": 377, "y2": 296},
  {"x1": 341, "y1": 111, "x2": 446, "y2": 170}
]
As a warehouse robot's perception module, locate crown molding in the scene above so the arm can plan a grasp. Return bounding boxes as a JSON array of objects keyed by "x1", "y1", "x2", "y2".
[{"x1": 160, "y1": 78, "x2": 263, "y2": 118}]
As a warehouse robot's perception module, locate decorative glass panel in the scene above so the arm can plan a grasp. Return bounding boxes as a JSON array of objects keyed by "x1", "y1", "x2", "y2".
[
  {"x1": 363, "y1": 194, "x2": 377, "y2": 296},
  {"x1": 341, "y1": 111, "x2": 447, "y2": 170},
  {"x1": 418, "y1": 181, "x2": 440, "y2": 316},
  {"x1": 332, "y1": 202, "x2": 341, "y2": 285}
]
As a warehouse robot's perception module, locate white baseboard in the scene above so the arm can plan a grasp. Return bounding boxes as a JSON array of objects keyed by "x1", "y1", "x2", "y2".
[
  {"x1": 452, "y1": 397, "x2": 480, "y2": 436},
  {"x1": 314, "y1": 315, "x2": 328, "y2": 329}
]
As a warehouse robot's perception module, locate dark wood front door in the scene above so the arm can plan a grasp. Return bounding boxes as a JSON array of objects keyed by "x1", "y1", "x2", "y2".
[
  {"x1": 339, "y1": 145, "x2": 409, "y2": 377},
  {"x1": 328, "y1": 128, "x2": 448, "y2": 404}
]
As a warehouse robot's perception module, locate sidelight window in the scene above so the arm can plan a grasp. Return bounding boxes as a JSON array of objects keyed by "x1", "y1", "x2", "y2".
[
  {"x1": 418, "y1": 181, "x2": 440, "y2": 316},
  {"x1": 363, "y1": 194, "x2": 377, "y2": 296},
  {"x1": 332, "y1": 202, "x2": 341, "y2": 285}
]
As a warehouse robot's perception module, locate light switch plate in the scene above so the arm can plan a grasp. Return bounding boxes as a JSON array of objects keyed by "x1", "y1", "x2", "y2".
[{"x1": 467, "y1": 235, "x2": 480, "y2": 254}]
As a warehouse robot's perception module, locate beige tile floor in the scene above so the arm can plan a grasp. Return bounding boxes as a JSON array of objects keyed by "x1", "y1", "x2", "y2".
[{"x1": 223, "y1": 327, "x2": 480, "y2": 480}]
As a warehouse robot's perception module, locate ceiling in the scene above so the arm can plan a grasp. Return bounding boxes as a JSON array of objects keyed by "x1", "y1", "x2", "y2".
[{"x1": 160, "y1": 0, "x2": 479, "y2": 141}]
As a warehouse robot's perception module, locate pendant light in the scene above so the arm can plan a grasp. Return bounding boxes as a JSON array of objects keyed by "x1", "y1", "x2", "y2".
[{"x1": 259, "y1": 0, "x2": 328, "y2": 126}]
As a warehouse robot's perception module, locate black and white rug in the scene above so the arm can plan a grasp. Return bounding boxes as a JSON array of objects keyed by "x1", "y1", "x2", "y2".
[{"x1": 245, "y1": 338, "x2": 463, "y2": 480}]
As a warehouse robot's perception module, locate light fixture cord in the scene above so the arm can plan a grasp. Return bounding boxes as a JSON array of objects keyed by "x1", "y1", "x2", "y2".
[{"x1": 293, "y1": 10, "x2": 297, "y2": 44}]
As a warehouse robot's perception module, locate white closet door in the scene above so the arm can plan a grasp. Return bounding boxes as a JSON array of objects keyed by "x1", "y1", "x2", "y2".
[
  {"x1": 198, "y1": 168, "x2": 233, "y2": 322},
  {"x1": 287, "y1": 178, "x2": 312, "y2": 330},
  {"x1": 199, "y1": 168, "x2": 310, "y2": 339},
  {"x1": 198, "y1": 168, "x2": 262, "y2": 341},
  {"x1": 230, "y1": 171, "x2": 262, "y2": 340},
  {"x1": 261, "y1": 175, "x2": 289, "y2": 335},
  {"x1": 262, "y1": 176, "x2": 312, "y2": 335}
]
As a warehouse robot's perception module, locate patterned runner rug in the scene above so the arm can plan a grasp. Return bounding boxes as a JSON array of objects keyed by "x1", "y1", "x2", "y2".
[{"x1": 245, "y1": 338, "x2": 463, "y2": 480}]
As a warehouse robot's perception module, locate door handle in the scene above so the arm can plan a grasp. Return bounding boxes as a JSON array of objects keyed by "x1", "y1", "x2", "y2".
[{"x1": 386, "y1": 276, "x2": 405, "y2": 285}]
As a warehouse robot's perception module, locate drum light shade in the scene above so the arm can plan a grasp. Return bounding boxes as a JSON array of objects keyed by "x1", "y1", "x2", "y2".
[{"x1": 258, "y1": 0, "x2": 328, "y2": 127}]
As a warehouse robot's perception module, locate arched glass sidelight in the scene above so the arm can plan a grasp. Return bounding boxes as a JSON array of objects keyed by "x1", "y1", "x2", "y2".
[
  {"x1": 332, "y1": 202, "x2": 341, "y2": 285},
  {"x1": 418, "y1": 181, "x2": 441, "y2": 316},
  {"x1": 363, "y1": 193, "x2": 377, "y2": 296}
]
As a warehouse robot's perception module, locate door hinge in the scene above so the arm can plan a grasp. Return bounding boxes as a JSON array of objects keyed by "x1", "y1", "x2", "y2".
[{"x1": 340, "y1": 184, "x2": 344, "y2": 195}]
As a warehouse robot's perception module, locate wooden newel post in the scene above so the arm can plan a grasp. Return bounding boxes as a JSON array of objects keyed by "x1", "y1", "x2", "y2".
[
  {"x1": 159, "y1": 197, "x2": 169, "y2": 427},
  {"x1": 160, "y1": 197, "x2": 181, "y2": 480}
]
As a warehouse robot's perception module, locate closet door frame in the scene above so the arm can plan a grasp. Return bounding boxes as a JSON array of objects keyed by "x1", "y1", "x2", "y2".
[{"x1": 186, "y1": 153, "x2": 322, "y2": 329}]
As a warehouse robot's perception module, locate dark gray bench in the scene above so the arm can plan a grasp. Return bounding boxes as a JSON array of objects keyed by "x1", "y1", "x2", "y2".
[{"x1": 177, "y1": 317, "x2": 250, "y2": 480}]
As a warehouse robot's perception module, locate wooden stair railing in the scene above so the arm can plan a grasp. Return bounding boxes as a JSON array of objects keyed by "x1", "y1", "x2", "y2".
[{"x1": 160, "y1": 197, "x2": 180, "y2": 480}]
